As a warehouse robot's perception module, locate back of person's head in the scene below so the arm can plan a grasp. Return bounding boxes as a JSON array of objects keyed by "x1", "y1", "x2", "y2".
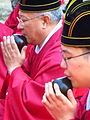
[{"x1": 61, "y1": 0, "x2": 90, "y2": 47}]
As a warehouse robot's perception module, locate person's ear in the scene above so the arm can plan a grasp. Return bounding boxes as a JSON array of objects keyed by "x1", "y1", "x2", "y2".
[{"x1": 41, "y1": 15, "x2": 51, "y2": 29}]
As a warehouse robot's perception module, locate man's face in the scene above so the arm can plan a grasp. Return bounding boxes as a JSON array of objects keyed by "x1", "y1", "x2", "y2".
[
  {"x1": 61, "y1": 45, "x2": 90, "y2": 88},
  {"x1": 18, "y1": 11, "x2": 44, "y2": 45}
]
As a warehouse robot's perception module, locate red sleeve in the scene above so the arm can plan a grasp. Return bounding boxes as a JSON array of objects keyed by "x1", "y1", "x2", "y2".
[
  {"x1": 0, "y1": 23, "x2": 13, "y2": 91},
  {"x1": 5, "y1": 4, "x2": 20, "y2": 34},
  {"x1": 0, "y1": 99, "x2": 5, "y2": 120},
  {"x1": 0, "y1": 23, "x2": 13, "y2": 41}
]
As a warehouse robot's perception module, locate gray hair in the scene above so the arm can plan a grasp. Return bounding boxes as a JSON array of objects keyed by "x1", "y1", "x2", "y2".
[{"x1": 36, "y1": 7, "x2": 63, "y2": 22}]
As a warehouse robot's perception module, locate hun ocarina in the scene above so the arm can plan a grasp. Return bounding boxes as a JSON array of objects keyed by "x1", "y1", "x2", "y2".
[
  {"x1": 13, "y1": 34, "x2": 28, "y2": 52},
  {"x1": 52, "y1": 77, "x2": 72, "y2": 97}
]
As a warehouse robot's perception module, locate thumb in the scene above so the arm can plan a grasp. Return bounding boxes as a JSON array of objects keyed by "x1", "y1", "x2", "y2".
[{"x1": 21, "y1": 46, "x2": 27, "y2": 60}]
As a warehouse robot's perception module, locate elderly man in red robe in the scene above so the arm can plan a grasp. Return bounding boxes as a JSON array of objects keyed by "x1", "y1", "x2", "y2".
[{"x1": 0, "y1": 0, "x2": 64, "y2": 120}]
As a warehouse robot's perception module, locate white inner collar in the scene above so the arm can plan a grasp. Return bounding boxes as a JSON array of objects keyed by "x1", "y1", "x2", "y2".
[{"x1": 86, "y1": 90, "x2": 90, "y2": 111}]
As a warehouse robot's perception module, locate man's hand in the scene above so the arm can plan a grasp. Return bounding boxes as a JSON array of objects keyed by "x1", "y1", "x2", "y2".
[
  {"x1": 42, "y1": 82, "x2": 77, "y2": 120},
  {"x1": 0, "y1": 36, "x2": 27, "y2": 74}
]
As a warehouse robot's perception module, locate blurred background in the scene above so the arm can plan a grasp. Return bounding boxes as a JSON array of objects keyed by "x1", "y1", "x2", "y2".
[{"x1": 0, "y1": 0, "x2": 12, "y2": 22}]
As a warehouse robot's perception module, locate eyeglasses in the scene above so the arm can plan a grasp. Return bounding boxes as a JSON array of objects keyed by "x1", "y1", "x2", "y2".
[
  {"x1": 17, "y1": 14, "x2": 44, "y2": 24},
  {"x1": 62, "y1": 51, "x2": 90, "y2": 66}
]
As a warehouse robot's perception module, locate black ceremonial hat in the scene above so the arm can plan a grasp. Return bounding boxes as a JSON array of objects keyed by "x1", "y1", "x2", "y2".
[
  {"x1": 61, "y1": 0, "x2": 90, "y2": 47},
  {"x1": 19, "y1": 0, "x2": 60, "y2": 12}
]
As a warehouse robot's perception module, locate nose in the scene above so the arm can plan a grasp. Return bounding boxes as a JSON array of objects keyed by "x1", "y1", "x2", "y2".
[
  {"x1": 61, "y1": 58, "x2": 67, "y2": 69},
  {"x1": 17, "y1": 17, "x2": 24, "y2": 30},
  {"x1": 17, "y1": 22, "x2": 24, "y2": 30}
]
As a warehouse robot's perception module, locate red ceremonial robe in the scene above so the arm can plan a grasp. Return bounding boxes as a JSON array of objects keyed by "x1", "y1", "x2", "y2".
[
  {"x1": 74, "y1": 90, "x2": 90, "y2": 120},
  {"x1": 2, "y1": 28, "x2": 64, "y2": 120},
  {"x1": 0, "y1": 23, "x2": 13, "y2": 90}
]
